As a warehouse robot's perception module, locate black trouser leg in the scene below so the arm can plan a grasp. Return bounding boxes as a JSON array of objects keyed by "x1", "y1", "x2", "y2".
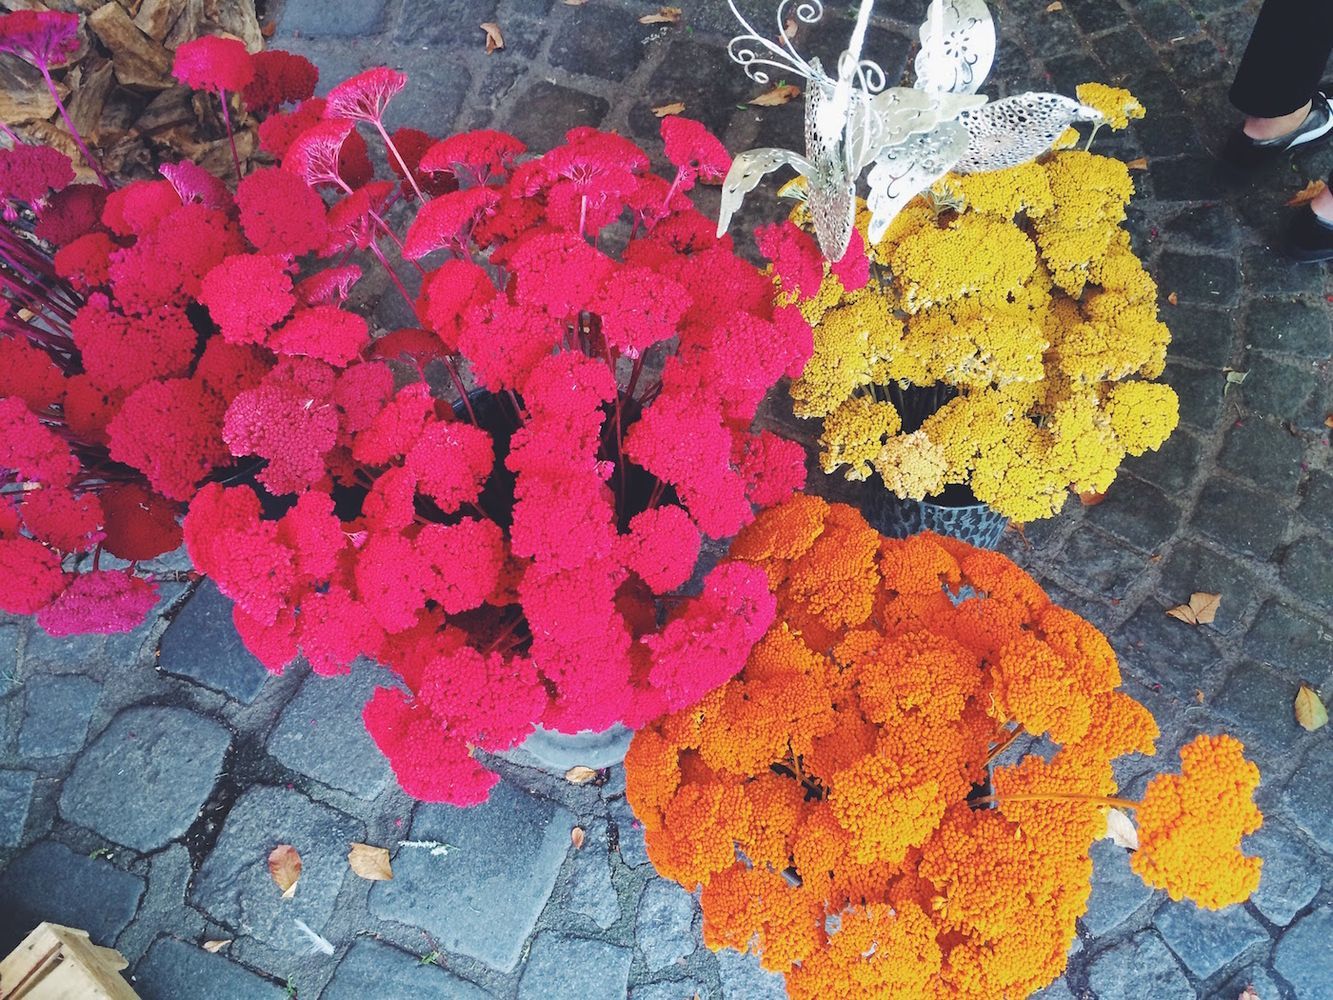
[{"x1": 1229, "y1": 0, "x2": 1333, "y2": 118}]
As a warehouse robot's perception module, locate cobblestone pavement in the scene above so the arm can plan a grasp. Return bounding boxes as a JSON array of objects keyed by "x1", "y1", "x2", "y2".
[{"x1": 3, "y1": 0, "x2": 1332, "y2": 997}]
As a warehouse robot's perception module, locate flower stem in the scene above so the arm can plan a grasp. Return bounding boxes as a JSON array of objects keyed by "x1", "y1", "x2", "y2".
[
  {"x1": 375, "y1": 120, "x2": 425, "y2": 203},
  {"x1": 217, "y1": 87, "x2": 243, "y2": 183},
  {"x1": 37, "y1": 62, "x2": 111, "y2": 190}
]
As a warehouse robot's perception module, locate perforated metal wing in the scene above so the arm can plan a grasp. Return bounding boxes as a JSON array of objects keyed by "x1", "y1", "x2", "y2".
[
  {"x1": 865, "y1": 121, "x2": 970, "y2": 244},
  {"x1": 915, "y1": 0, "x2": 995, "y2": 95},
  {"x1": 716, "y1": 148, "x2": 815, "y2": 239},
  {"x1": 954, "y1": 93, "x2": 1102, "y2": 173}
]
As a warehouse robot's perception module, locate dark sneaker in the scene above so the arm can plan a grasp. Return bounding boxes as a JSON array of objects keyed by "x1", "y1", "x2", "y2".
[
  {"x1": 1283, "y1": 208, "x2": 1333, "y2": 263},
  {"x1": 1223, "y1": 90, "x2": 1333, "y2": 167}
]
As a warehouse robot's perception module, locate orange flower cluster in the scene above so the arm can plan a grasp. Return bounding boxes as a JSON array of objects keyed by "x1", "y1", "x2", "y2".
[{"x1": 624, "y1": 497, "x2": 1264, "y2": 999}]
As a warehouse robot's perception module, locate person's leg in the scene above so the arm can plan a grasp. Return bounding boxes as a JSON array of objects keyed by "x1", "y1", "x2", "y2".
[{"x1": 1230, "y1": 0, "x2": 1333, "y2": 134}]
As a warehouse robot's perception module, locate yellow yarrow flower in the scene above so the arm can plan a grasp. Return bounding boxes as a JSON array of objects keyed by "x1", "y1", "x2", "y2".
[
  {"x1": 1076, "y1": 83, "x2": 1146, "y2": 131},
  {"x1": 1105, "y1": 381, "x2": 1179, "y2": 456},
  {"x1": 873, "y1": 430, "x2": 949, "y2": 501},
  {"x1": 820, "y1": 395, "x2": 903, "y2": 481}
]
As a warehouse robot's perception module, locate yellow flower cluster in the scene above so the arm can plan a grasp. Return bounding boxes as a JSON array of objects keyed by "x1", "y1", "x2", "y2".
[{"x1": 788, "y1": 85, "x2": 1179, "y2": 522}]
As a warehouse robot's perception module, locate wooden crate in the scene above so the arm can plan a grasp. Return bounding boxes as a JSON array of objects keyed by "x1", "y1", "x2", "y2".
[{"x1": 0, "y1": 923, "x2": 140, "y2": 1000}]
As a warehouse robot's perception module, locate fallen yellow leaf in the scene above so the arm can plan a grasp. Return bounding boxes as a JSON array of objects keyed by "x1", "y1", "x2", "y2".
[
  {"x1": 1104, "y1": 807, "x2": 1138, "y2": 850},
  {"x1": 480, "y1": 22, "x2": 504, "y2": 53},
  {"x1": 267, "y1": 844, "x2": 302, "y2": 898},
  {"x1": 1286, "y1": 179, "x2": 1326, "y2": 207},
  {"x1": 1295, "y1": 684, "x2": 1329, "y2": 732},
  {"x1": 571, "y1": 826, "x2": 586, "y2": 849},
  {"x1": 652, "y1": 101, "x2": 686, "y2": 117},
  {"x1": 1324, "y1": 413, "x2": 1332, "y2": 429},
  {"x1": 749, "y1": 83, "x2": 801, "y2": 107},
  {"x1": 1078, "y1": 490, "x2": 1106, "y2": 507},
  {"x1": 639, "y1": 6, "x2": 682, "y2": 24},
  {"x1": 564, "y1": 765, "x2": 598, "y2": 784},
  {"x1": 347, "y1": 842, "x2": 394, "y2": 881},
  {"x1": 1165, "y1": 592, "x2": 1221, "y2": 626},
  {"x1": 1126, "y1": 157, "x2": 1149, "y2": 171},
  {"x1": 202, "y1": 939, "x2": 232, "y2": 953},
  {"x1": 1045, "y1": 1, "x2": 1063, "y2": 10}
]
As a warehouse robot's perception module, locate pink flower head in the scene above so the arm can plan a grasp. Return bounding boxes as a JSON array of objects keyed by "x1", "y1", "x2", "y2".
[
  {"x1": 18, "y1": 487, "x2": 104, "y2": 553},
  {"x1": 333, "y1": 360, "x2": 394, "y2": 433},
  {"x1": 417, "y1": 517, "x2": 506, "y2": 614},
  {"x1": 417, "y1": 645, "x2": 545, "y2": 751},
  {"x1": 183, "y1": 483, "x2": 296, "y2": 625},
  {"x1": 386, "y1": 128, "x2": 459, "y2": 198},
  {"x1": 620, "y1": 505, "x2": 700, "y2": 594},
  {"x1": 54, "y1": 231, "x2": 115, "y2": 291},
  {"x1": 269, "y1": 305, "x2": 369, "y2": 367},
  {"x1": 283, "y1": 118, "x2": 357, "y2": 188},
  {"x1": 233, "y1": 603, "x2": 298, "y2": 673},
  {"x1": 455, "y1": 297, "x2": 562, "y2": 392},
  {"x1": 418, "y1": 259, "x2": 496, "y2": 351},
  {"x1": 242, "y1": 49, "x2": 318, "y2": 114},
  {"x1": 296, "y1": 265, "x2": 362, "y2": 307},
  {"x1": 194, "y1": 339, "x2": 271, "y2": 406},
  {"x1": 0, "y1": 395, "x2": 79, "y2": 486},
  {"x1": 36, "y1": 571, "x2": 159, "y2": 636},
  {"x1": 405, "y1": 420, "x2": 494, "y2": 513},
  {"x1": 71, "y1": 296, "x2": 197, "y2": 394},
  {"x1": 236, "y1": 166, "x2": 329, "y2": 257},
  {"x1": 0, "y1": 144, "x2": 74, "y2": 204},
  {"x1": 402, "y1": 187, "x2": 500, "y2": 259},
  {"x1": 0, "y1": 337, "x2": 65, "y2": 411},
  {"x1": 505, "y1": 231, "x2": 615, "y2": 319},
  {"x1": 352, "y1": 383, "x2": 436, "y2": 464},
  {"x1": 324, "y1": 67, "x2": 406, "y2": 124},
  {"x1": 222, "y1": 358, "x2": 339, "y2": 496},
  {"x1": 172, "y1": 35, "x2": 255, "y2": 93},
  {"x1": 756, "y1": 219, "x2": 825, "y2": 298},
  {"x1": 100, "y1": 484, "x2": 181, "y2": 562},
  {"x1": 0, "y1": 10, "x2": 79, "y2": 68},
  {"x1": 589, "y1": 264, "x2": 691, "y2": 359},
  {"x1": 159, "y1": 160, "x2": 232, "y2": 210},
  {"x1": 831, "y1": 226, "x2": 870, "y2": 291},
  {"x1": 107, "y1": 203, "x2": 244, "y2": 313},
  {"x1": 34, "y1": 183, "x2": 106, "y2": 247},
  {"x1": 107, "y1": 379, "x2": 228, "y2": 501},
  {"x1": 278, "y1": 490, "x2": 346, "y2": 581},
  {"x1": 354, "y1": 532, "x2": 434, "y2": 633},
  {"x1": 736, "y1": 430, "x2": 807, "y2": 507},
  {"x1": 0, "y1": 536, "x2": 67, "y2": 615},
  {"x1": 322, "y1": 180, "x2": 395, "y2": 255},
  {"x1": 200, "y1": 253, "x2": 297, "y2": 347},
  {"x1": 295, "y1": 585, "x2": 384, "y2": 676},
  {"x1": 661, "y1": 116, "x2": 731, "y2": 183},
  {"x1": 363, "y1": 687, "x2": 499, "y2": 805},
  {"x1": 420, "y1": 130, "x2": 526, "y2": 184},
  {"x1": 101, "y1": 179, "x2": 181, "y2": 237},
  {"x1": 259, "y1": 97, "x2": 327, "y2": 158}
]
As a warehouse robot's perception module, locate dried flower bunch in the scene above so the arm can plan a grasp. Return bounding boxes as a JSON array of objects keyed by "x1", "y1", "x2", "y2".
[
  {"x1": 625, "y1": 495, "x2": 1263, "y2": 998},
  {"x1": 781, "y1": 85, "x2": 1179, "y2": 522}
]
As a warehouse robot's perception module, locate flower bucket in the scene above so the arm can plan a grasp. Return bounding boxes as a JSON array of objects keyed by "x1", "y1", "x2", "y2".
[
  {"x1": 503, "y1": 723, "x2": 634, "y2": 772},
  {"x1": 861, "y1": 481, "x2": 1009, "y2": 550}
]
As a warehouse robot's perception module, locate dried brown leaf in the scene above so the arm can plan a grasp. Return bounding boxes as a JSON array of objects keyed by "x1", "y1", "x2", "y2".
[
  {"x1": 782, "y1": 16, "x2": 799, "y2": 39},
  {"x1": 202, "y1": 939, "x2": 232, "y2": 953},
  {"x1": 639, "y1": 6, "x2": 682, "y2": 24},
  {"x1": 480, "y1": 22, "x2": 504, "y2": 53},
  {"x1": 564, "y1": 765, "x2": 598, "y2": 784},
  {"x1": 1238, "y1": 987, "x2": 1260, "y2": 1000},
  {"x1": 1167, "y1": 291, "x2": 1178, "y2": 305},
  {"x1": 1126, "y1": 156, "x2": 1149, "y2": 171},
  {"x1": 1078, "y1": 490, "x2": 1106, "y2": 507},
  {"x1": 571, "y1": 826, "x2": 586, "y2": 850},
  {"x1": 1286, "y1": 179, "x2": 1326, "y2": 207},
  {"x1": 1324, "y1": 413, "x2": 1333, "y2": 429},
  {"x1": 1295, "y1": 684, "x2": 1329, "y2": 732},
  {"x1": 1104, "y1": 807, "x2": 1138, "y2": 850},
  {"x1": 749, "y1": 83, "x2": 801, "y2": 107},
  {"x1": 268, "y1": 844, "x2": 302, "y2": 898},
  {"x1": 1165, "y1": 592, "x2": 1221, "y2": 626},
  {"x1": 348, "y1": 842, "x2": 394, "y2": 881},
  {"x1": 1045, "y1": 1, "x2": 1063, "y2": 10},
  {"x1": 652, "y1": 101, "x2": 686, "y2": 117}
]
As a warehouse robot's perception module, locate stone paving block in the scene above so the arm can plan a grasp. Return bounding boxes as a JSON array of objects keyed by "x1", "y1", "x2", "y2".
[
  {"x1": 266, "y1": 667, "x2": 392, "y2": 799},
  {"x1": 1280, "y1": 747, "x2": 1333, "y2": 854},
  {"x1": 502, "y1": 81, "x2": 609, "y2": 150},
  {"x1": 0, "y1": 842, "x2": 145, "y2": 950},
  {"x1": 190, "y1": 786, "x2": 363, "y2": 952},
  {"x1": 1154, "y1": 899, "x2": 1269, "y2": 979},
  {"x1": 1192, "y1": 479, "x2": 1289, "y2": 559},
  {"x1": 395, "y1": 0, "x2": 507, "y2": 48},
  {"x1": 1032, "y1": 978, "x2": 1076, "y2": 1000},
  {"x1": 1162, "y1": 203, "x2": 1237, "y2": 253},
  {"x1": 1114, "y1": 604, "x2": 1216, "y2": 698},
  {"x1": 1049, "y1": 525, "x2": 1146, "y2": 599},
  {"x1": 1155, "y1": 250, "x2": 1240, "y2": 306},
  {"x1": 322, "y1": 937, "x2": 491, "y2": 1000},
  {"x1": 516, "y1": 932, "x2": 632, "y2": 1000},
  {"x1": 1219, "y1": 417, "x2": 1307, "y2": 492},
  {"x1": 381, "y1": 51, "x2": 472, "y2": 132},
  {"x1": 1245, "y1": 299, "x2": 1331, "y2": 359},
  {"x1": 1131, "y1": 0, "x2": 1203, "y2": 39},
  {"x1": 1148, "y1": 155, "x2": 1225, "y2": 202},
  {"x1": 0, "y1": 622, "x2": 18, "y2": 696},
  {"x1": 1080, "y1": 839, "x2": 1156, "y2": 937},
  {"x1": 0, "y1": 768, "x2": 36, "y2": 847},
  {"x1": 59, "y1": 705, "x2": 230, "y2": 852},
  {"x1": 1246, "y1": 821, "x2": 1322, "y2": 927},
  {"x1": 1163, "y1": 304, "x2": 1232, "y2": 367},
  {"x1": 1120, "y1": 428, "x2": 1201, "y2": 497},
  {"x1": 1241, "y1": 245, "x2": 1325, "y2": 297},
  {"x1": 631, "y1": 982, "x2": 708, "y2": 1000},
  {"x1": 1244, "y1": 601, "x2": 1332, "y2": 677},
  {"x1": 1086, "y1": 478, "x2": 1180, "y2": 553},
  {"x1": 279, "y1": 0, "x2": 386, "y2": 37},
  {"x1": 1087, "y1": 931, "x2": 1192, "y2": 1000},
  {"x1": 1240, "y1": 355, "x2": 1320, "y2": 423},
  {"x1": 1211, "y1": 661, "x2": 1305, "y2": 756},
  {"x1": 636, "y1": 879, "x2": 697, "y2": 972},
  {"x1": 549, "y1": 5, "x2": 646, "y2": 81},
  {"x1": 19, "y1": 673, "x2": 100, "y2": 757},
  {"x1": 716, "y1": 948, "x2": 786, "y2": 1000},
  {"x1": 134, "y1": 937, "x2": 288, "y2": 1000},
  {"x1": 1163, "y1": 361, "x2": 1226, "y2": 432},
  {"x1": 1299, "y1": 470, "x2": 1333, "y2": 535},
  {"x1": 627, "y1": 38, "x2": 753, "y2": 139},
  {"x1": 564, "y1": 818, "x2": 621, "y2": 930},
  {"x1": 369, "y1": 780, "x2": 573, "y2": 972},
  {"x1": 1280, "y1": 534, "x2": 1333, "y2": 609},
  {"x1": 1220, "y1": 964, "x2": 1284, "y2": 1000},
  {"x1": 1272, "y1": 907, "x2": 1333, "y2": 1000},
  {"x1": 609, "y1": 795, "x2": 652, "y2": 868},
  {"x1": 158, "y1": 581, "x2": 270, "y2": 704},
  {"x1": 1062, "y1": 0, "x2": 1126, "y2": 33}
]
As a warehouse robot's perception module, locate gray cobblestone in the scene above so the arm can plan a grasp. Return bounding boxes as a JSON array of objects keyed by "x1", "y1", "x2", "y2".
[
  {"x1": 1244, "y1": 299, "x2": 1331, "y2": 358},
  {"x1": 609, "y1": 795, "x2": 652, "y2": 869},
  {"x1": 1087, "y1": 931, "x2": 1192, "y2": 1000},
  {"x1": 1246, "y1": 822, "x2": 1322, "y2": 927},
  {"x1": 716, "y1": 949, "x2": 786, "y2": 1000},
  {"x1": 322, "y1": 937, "x2": 491, "y2": 1000},
  {"x1": 1154, "y1": 899, "x2": 1268, "y2": 979},
  {"x1": 0, "y1": 768, "x2": 35, "y2": 847},
  {"x1": 158, "y1": 581, "x2": 270, "y2": 704},
  {"x1": 59, "y1": 705, "x2": 230, "y2": 852},
  {"x1": 1280, "y1": 534, "x2": 1333, "y2": 609},
  {"x1": 280, "y1": 0, "x2": 387, "y2": 37},
  {"x1": 18, "y1": 674, "x2": 100, "y2": 758},
  {"x1": 1244, "y1": 601, "x2": 1333, "y2": 677},
  {"x1": 1081, "y1": 839, "x2": 1157, "y2": 937},
  {"x1": 133, "y1": 937, "x2": 288, "y2": 1000},
  {"x1": 636, "y1": 879, "x2": 698, "y2": 972},
  {"x1": 1272, "y1": 907, "x2": 1333, "y2": 1000},
  {"x1": 517, "y1": 932, "x2": 633, "y2": 1000},
  {"x1": 564, "y1": 818, "x2": 622, "y2": 930},
  {"x1": 1281, "y1": 748, "x2": 1333, "y2": 855},
  {"x1": 0, "y1": 841, "x2": 145, "y2": 949},
  {"x1": 369, "y1": 780, "x2": 573, "y2": 972}
]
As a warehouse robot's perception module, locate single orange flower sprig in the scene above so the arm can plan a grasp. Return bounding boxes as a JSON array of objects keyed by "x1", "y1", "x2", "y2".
[{"x1": 624, "y1": 496, "x2": 1263, "y2": 999}]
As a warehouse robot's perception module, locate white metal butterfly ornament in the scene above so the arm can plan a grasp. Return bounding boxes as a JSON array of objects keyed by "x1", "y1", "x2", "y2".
[{"x1": 717, "y1": 0, "x2": 1105, "y2": 260}]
